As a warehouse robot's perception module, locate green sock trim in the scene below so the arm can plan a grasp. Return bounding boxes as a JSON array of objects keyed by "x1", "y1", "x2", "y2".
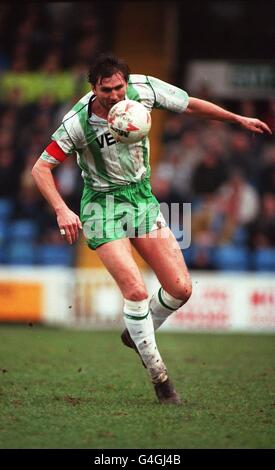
[
  {"x1": 158, "y1": 288, "x2": 175, "y2": 311},
  {"x1": 124, "y1": 311, "x2": 149, "y2": 321}
]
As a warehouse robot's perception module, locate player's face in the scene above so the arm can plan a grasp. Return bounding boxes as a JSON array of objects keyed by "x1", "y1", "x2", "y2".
[{"x1": 94, "y1": 73, "x2": 127, "y2": 111}]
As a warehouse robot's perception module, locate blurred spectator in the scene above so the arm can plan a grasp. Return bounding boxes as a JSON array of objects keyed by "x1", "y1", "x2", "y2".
[
  {"x1": 0, "y1": 108, "x2": 18, "y2": 131},
  {"x1": 247, "y1": 193, "x2": 275, "y2": 248},
  {"x1": 13, "y1": 173, "x2": 43, "y2": 220},
  {"x1": 45, "y1": 3, "x2": 74, "y2": 28},
  {"x1": 192, "y1": 149, "x2": 228, "y2": 196},
  {"x1": 200, "y1": 120, "x2": 232, "y2": 157},
  {"x1": 228, "y1": 130, "x2": 259, "y2": 183},
  {"x1": 248, "y1": 193, "x2": 275, "y2": 249},
  {"x1": 239, "y1": 99, "x2": 256, "y2": 118},
  {"x1": 10, "y1": 43, "x2": 30, "y2": 71},
  {"x1": 40, "y1": 51, "x2": 62, "y2": 74},
  {"x1": 258, "y1": 144, "x2": 275, "y2": 195},
  {"x1": 151, "y1": 172, "x2": 173, "y2": 204},
  {"x1": 263, "y1": 99, "x2": 275, "y2": 133},
  {"x1": 0, "y1": 147, "x2": 19, "y2": 197},
  {"x1": 189, "y1": 194, "x2": 220, "y2": 270},
  {"x1": 219, "y1": 170, "x2": 260, "y2": 226},
  {"x1": 0, "y1": 128, "x2": 13, "y2": 148},
  {"x1": 3, "y1": 87, "x2": 25, "y2": 108},
  {"x1": 162, "y1": 113, "x2": 184, "y2": 144},
  {"x1": 162, "y1": 130, "x2": 203, "y2": 201}
]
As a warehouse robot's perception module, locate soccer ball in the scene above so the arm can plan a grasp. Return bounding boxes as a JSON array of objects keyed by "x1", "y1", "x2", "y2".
[{"x1": 107, "y1": 100, "x2": 151, "y2": 144}]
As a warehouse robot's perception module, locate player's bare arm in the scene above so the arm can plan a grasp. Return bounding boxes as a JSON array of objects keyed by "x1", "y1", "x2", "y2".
[
  {"x1": 31, "y1": 159, "x2": 82, "y2": 245},
  {"x1": 186, "y1": 97, "x2": 272, "y2": 135}
]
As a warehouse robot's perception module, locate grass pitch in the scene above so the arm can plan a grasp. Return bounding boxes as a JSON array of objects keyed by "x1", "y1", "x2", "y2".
[{"x1": 0, "y1": 325, "x2": 274, "y2": 449}]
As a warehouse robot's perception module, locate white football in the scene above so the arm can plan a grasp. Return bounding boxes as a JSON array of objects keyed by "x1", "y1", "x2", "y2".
[{"x1": 107, "y1": 100, "x2": 151, "y2": 144}]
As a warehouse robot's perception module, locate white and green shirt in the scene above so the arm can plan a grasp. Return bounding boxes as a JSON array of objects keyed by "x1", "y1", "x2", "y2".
[{"x1": 41, "y1": 74, "x2": 189, "y2": 192}]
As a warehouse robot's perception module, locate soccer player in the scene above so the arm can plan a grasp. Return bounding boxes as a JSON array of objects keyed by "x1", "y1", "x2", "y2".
[{"x1": 32, "y1": 53, "x2": 272, "y2": 405}]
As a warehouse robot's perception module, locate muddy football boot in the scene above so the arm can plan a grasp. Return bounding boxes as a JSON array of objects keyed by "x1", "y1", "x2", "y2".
[{"x1": 154, "y1": 378, "x2": 181, "y2": 405}]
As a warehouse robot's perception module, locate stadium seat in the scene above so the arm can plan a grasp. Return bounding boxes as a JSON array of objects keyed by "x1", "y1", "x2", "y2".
[
  {"x1": 0, "y1": 246, "x2": 8, "y2": 264},
  {"x1": 36, "y1": 244, "x2": 74, "y2": 266},
  {"x1": 181, "y1": 246, "x2": 192, "y2": 265},
  {"x1": 6, "y1": 241, "x2": 36, "y2": 265},
  {"x1": 0, "y1": 198, "x2": 13, "y2": 221},
  {"x1": 253, "y1": 248, "x2": 275, "y2": 272},
  {"x1": 9, "y1": 219, "x2": 38, "y2": 241},
  {"x1": 0, "y1": 221, "x2": 9, "y2": 263},
  {"x1": 0, "y1": 221, "x2": 9, "y2": 243},
  {"x1": 213, "y1": 245, "x2": 250, "y2": 271},
  {"x1": 232, "y1": 226, "x2": 248, "y2": 246}
]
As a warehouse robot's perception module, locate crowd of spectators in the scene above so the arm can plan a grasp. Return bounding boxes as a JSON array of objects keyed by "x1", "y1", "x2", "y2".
[
  {"x1": 0, "y1": 3, "x2": 274, "y2": 270},
  {"x1": 152, "y1": 98, "x2": 275, "y2": 270},
  {"x1": 0, "y1": 3, "x2": 112, "y2": 72},
  {"x1": 0, "y1": 3, "x2": 111, "y2": 266}
]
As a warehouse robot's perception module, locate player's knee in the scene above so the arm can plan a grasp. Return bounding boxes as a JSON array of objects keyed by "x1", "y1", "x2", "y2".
[
  {"x1": 125, "y1": 286, "x2": 148, "y2": 302},
  {"x1": 168, "y1": 279, "x2": 192, "y2": 302},
  {"x1": 183, "y1": 280, "x2": 192, "y2": 301}
]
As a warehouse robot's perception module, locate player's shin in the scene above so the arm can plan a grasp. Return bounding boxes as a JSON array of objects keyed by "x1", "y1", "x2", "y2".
[
  {"x1": 149, "y1": 287, "x2": 185, "y2": 330},
  {"x1": 123, "y1": 298, "x2": 167, "y2": 383}
]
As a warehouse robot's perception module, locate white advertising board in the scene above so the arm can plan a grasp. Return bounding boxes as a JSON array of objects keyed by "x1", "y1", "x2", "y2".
[{"x1": 0, "y1": 268, "x2": 274, "y2": 333}]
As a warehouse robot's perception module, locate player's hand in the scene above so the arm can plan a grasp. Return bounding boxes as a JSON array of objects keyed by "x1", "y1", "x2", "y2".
[
  {"x1": 56, "y1": 207, "x2": 82, "y2": 245},
  {"x1": 238, "y1": 117, "x2": 272, "y2": 135}
]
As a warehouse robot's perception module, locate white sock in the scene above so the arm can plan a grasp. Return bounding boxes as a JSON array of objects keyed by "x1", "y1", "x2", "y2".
[
  {"x1": 123, "y1": 298, "x2": 167, "y2": 383},
  {"x1": 149, "y1": 288, "x2": 185, "y2": 330}
]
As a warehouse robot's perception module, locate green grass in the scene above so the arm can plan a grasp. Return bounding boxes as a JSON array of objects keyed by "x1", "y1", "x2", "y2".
[{"x1": 0, "y1": 325, "x2": 274, "y2": 449}]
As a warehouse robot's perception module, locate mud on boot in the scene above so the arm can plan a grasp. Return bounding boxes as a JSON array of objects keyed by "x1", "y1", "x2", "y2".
[{"x1": 154, "y1": 378, "x2": 181, "y2": 405}]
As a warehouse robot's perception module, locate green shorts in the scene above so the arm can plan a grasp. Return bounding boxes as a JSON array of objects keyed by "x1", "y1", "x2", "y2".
[{"x1": 80, "y1": 178, "x2": 166, "y2": 250}]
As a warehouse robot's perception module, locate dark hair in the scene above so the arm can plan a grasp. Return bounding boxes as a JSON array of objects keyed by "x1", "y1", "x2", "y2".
[{"x1": 88, "y1": 53, "x2": 130, "y2": 87}]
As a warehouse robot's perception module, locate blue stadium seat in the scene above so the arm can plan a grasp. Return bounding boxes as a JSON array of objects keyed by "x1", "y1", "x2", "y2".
[
  {"x1": 182, "y1": 246, "x2": 192, "y2": 265},
  {"x1": 7, "y1": 241, "x2": 36, "y2": 265},
  {"x1": 0, "y1": 221, "x2": 9, "y2": 243},
  {"x1": 9, "y1": 219, "x2": 38, "y2": 241},
  {"x1": 36, "y1": 244, "x2": 74, "y2": 266},
  {"x1": 213, "y1": 245, "x2": 250, "y2": 271},
  {"x1": 0, "y1": 221, "x2": 8, "y2": 263},
  {"x1": 0, "y1": 246, "x2": 8, "y2": 264},
  {"x1": 253, "y1": 248, "x2": 275, "y2": 272},
  {"x1": 232, "y1": 226, "x2": 248, "y2": 246},
  {"x1": 0, "y1": 198, "x2": 13, "y2": 221}
]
